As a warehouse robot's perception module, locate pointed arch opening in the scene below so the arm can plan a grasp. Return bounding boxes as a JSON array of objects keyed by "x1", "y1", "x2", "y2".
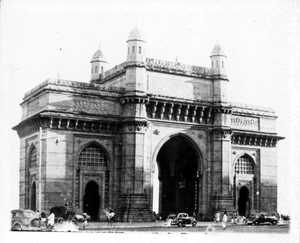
[
  {"x1": 154, "y1": 134, "x2": 202, "y2": 218},
  {"x1": 30, "y1": 182, "x2": 36, "y2": 211},
  {"x1": 238, "y1": 186, "x2": 250, "y2": 216},
  {"x1": 234, "y1": 154, "x2": 255, "y2": 216},
  {"x1": 29, "y1": 145, "x2": 37, "y2": 168},
  {"x1": 77, "y1": 141, "x2": 110, "y2": 221},
  {"x1": 83, "y1": 180, "x2": 100, "y2": 221}
]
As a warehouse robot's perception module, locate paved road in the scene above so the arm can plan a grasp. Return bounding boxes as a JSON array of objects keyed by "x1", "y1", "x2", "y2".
[{"x1": 83, "y1": 223, "x2": 289, "y2": 233}]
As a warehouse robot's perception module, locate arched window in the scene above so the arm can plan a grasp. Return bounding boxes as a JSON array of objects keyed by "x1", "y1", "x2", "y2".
[
  {"x1": 132, "y1": 46, "x2": 135, "y2": 53},
  {"x1": 138, "y1": 46, "x2": 141, "y2": 54},
  {"x1": 235, "y1": 155, "x2": 254, "y2": 174},
  {"x1": 29, "y1": 146, "x2": 37, "y2": 168},
  {"x1": 79, "y1": 143, "x2": 107, "y2": 167},
  {"x1": 95, "y1": 65, "x2": 98, "y2": 73}
]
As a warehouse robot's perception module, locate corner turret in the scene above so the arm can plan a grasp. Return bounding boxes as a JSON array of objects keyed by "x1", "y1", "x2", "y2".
[
  {"x1": 127, "y1": 27, "x2": 146, "y2": 63},
  {"x1": 210, "y1": 43, "x2": 227, "y2": 76},
  {"x1": 90, "y1": 46, "x2": 107, "y2": 81}
]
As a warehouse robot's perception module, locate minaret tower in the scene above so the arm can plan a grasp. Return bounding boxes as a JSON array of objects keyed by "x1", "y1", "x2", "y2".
[
  {"x1": 126, "y1": 27, "x2": 146, "y2": 63},
  {"x1": 210, "y1": 43, "x2": 227, "y2": 76},
  {"x1": 90, "y1": 46, "x2": 107, "y2": 82},
  {"x1": 124, "y1": 27, "x2": 147, "y2": 92},
  {"x1": 210, "y1": 43, "x2": 228, "y2": 102}
]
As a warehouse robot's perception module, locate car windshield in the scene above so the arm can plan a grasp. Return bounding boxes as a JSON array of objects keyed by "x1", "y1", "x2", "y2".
[
  {"x1": 178, "y1": 213, "x2": 188, "y2": 218},
  {"x1": 22, "y1": 211, "x2": 36, "y2": 218}
]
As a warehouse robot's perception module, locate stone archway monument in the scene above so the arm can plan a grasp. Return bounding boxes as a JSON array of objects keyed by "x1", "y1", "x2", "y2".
[{"x1": 13, "y1": 28, "x2": 284, "y2": 222}]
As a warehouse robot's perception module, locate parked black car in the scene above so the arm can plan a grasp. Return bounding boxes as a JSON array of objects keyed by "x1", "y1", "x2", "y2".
[
  {"x1": 171, "y1": 213, "x2": 197, "y2": 227},
  {"x1": 247, "y1": 214, "x2": 278, "y2": 225}
]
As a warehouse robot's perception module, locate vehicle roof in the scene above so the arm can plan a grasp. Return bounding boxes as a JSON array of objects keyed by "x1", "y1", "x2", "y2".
[{"x1": 11, "y1": 209, "x2": 36, "y2": 214}]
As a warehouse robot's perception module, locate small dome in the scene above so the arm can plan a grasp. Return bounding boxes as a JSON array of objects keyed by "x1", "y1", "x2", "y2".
[
  {"x1": 128, "y1": 27, "x2": 144, "y2": 41},
  {"x1": 210, "y1": 43, "x2": 226, "y2": 56},
  {"x1": 91, "y1": 48, "x2": 105, "y2": 62}
]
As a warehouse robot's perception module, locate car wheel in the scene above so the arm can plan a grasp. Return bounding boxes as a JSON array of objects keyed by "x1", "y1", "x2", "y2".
[
  {"x1": 192, "y1": 222, "x2": 196, "y2": 227},
  {"x1": 31, "y1": 218, "x2": 41, "y2": 227},
  {"x1": 178, "y1": 222, "x2": 183, "y2": 227},
  {"x1": 272, "y1": 221, "x2": 277, "y2": 225},
  {"x1": 57, "y1": 217, "x2": 64, "y2": 223},
  {"x1": 12, "y1": 223, "x2": 22, "y2": 231}
]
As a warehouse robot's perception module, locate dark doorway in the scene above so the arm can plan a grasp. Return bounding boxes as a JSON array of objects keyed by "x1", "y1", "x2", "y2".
[
  {"x1": 238, "y1": 186, "x2": 250, "y2": 216},
  {"x1": 157, "y1": 135, "x2": 199, "y2": 218},
  {"x1": 30, "y1": 182, "x2": 36, "y2": 211},
  {"x1": 83, "y1": 181, "x2": 100, "y2": 221}
]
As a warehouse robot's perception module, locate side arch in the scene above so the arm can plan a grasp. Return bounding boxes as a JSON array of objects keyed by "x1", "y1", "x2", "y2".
[{"x1": 75, "y1": 140, "x2": 111, "y2": 220}]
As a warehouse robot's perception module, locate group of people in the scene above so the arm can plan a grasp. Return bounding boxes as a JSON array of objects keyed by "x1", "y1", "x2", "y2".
[
  {"x1": 35, "y1": 211, "x2": 55, "y2": 229},
  {"x1": 214, "y1": 210, "x2": 228, "y2": 229},
  {"x1": 35, "y1": 209, "x2": 91, "y2": 229}
]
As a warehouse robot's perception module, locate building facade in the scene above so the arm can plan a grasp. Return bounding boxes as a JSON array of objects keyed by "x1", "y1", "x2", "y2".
[{"x1": 14, "y1": 28, "x2": 283, "y2": 221}]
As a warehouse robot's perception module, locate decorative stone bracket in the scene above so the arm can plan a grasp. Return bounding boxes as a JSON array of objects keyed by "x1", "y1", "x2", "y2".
[
  {"x1": 231, "y1": 132, "x2": 284, "y2": 147},
  {"x1": 121, "y1": 120, "x2": 149, "y2": 133},
  {"x1": 146, "y1": 98, "x2": 232, "y2": 125}
]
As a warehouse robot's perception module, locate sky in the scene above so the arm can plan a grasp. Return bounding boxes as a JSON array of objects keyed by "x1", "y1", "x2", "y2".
[{"x1": 0, "y1": 0, "x2": 299, "y2": 239}]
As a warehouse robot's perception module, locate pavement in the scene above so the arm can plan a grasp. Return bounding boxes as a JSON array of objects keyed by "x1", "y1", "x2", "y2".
[
  {"x1": 85, "y1": 221, "x2": 205, "y2": 229},
  {"x1": 82, "y1": 220, "x2": 290, "y2": 231}
]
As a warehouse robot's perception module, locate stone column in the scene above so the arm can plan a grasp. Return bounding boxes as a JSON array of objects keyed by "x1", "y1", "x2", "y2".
[
  {"x1": 118, "y1": 96, "x2": 154, "y2": 222},
  {"x1": 210, "y1": 106, "x2": 233, "y2": 213}
]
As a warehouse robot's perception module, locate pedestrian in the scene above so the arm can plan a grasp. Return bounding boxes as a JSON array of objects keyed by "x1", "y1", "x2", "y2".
[
  {"x1": 40, "y1": 212, "x2": 47, "y2": 228},
  {"x1": 222, "y1": 210, "x2": 228, "y2": 230},
  {"x1": 47, "y1": 212, "x2": 55, "y2": 229},
  {"x1": 215, "y1": 211, "x2": 220, "y2": 222},
  {"x1": 104, "y1": 208, "x2": 115, "y2": 226},
  {"x1": 82, "y1": 213, "x2": 89, "y2": 230}
]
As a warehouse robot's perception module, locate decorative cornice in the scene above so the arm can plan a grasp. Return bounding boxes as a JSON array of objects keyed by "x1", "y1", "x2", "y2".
[
  {"x1": 13, "y1": 114, "x2": 120, "y2": 137},
  {"x1": 231, "y1": 131, "x2": 284, "y2": 147},
  {"x1": 22, "y1": 79, "x2": 125, "y2": 104}
]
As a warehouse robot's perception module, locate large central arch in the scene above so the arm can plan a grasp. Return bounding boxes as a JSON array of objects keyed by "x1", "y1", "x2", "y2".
[{"x1": 154, "y1": 134, "x2": 202, "y2": 218}]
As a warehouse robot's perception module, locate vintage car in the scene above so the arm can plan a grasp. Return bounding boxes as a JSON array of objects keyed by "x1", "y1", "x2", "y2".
[
  {"x1": 166, "y1": 214, "x2": 177, "y2": 225},
  {"x1": 247, "y1": 213, "x2": 278, "y2": 225},
  {"x1": 171, "y1": 213, "x2": 197, "y2": 227},
  {"x1": 11, "y1": 209, "x2": 41, "y2": 231}
]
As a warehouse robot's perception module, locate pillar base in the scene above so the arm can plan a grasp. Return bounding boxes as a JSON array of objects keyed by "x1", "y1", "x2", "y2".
[
  {"x1": 211, "y1": 195, "x2": 235, "y2": 213},
  {"x1": 117, "y1": 193, "x2": 155, "y2": 222}
]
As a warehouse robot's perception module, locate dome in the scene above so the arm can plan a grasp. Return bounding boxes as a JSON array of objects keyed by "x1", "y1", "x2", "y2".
[
  {"x1": 210, "y1": 43, "x2": 226, "y2": 56},
  {"x1": 128, "y1": 27, "x2": 144, "y2": 41},
  {"x1": 91, "y1": 48, "x2": 105, "y2": 62}
]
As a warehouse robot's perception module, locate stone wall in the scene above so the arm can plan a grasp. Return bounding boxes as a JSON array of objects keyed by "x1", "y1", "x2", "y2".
[
  {"x1": 260, "y1": 147, "x2": 277, "y2": 212},
  {"x1": 147, "y1": 71, "x2": 213, "y2": 101}
]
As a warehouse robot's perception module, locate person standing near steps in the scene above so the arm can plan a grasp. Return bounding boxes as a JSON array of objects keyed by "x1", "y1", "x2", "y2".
[{"x1": 222, "y1": 210, "x2": 228, "y2": 230}]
